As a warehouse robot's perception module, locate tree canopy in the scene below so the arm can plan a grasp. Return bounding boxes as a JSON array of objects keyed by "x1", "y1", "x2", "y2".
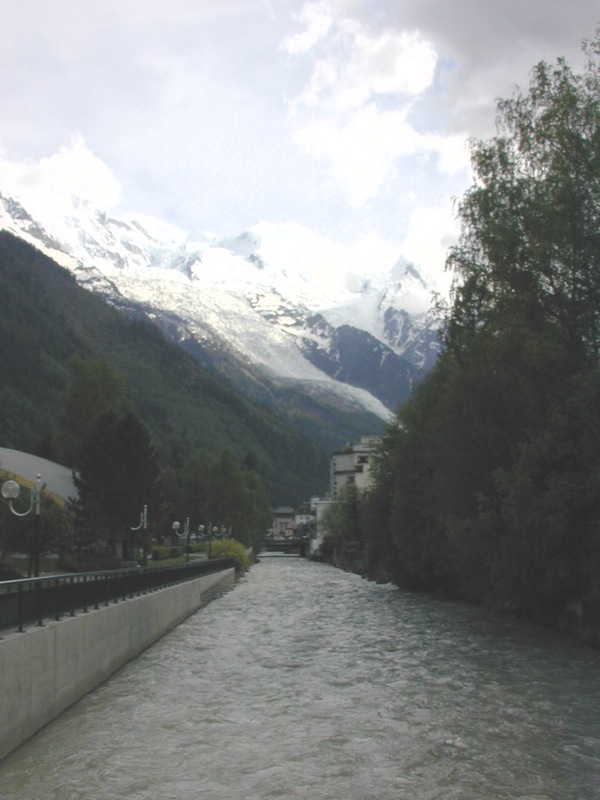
[
  {"x1": 54, "y1": 357, "x2": 129, "y2": 466},
  {"x1": 72, "y1": 409, "x2": 159, "y2": 558},
  {"x1": 361, "y1": 33, "x2": 600, "y2": 633}
]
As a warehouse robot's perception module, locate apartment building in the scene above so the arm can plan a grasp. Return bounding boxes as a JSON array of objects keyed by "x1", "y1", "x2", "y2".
[{"x1": 329, "y1": 435, "x2": 380, "y2": 499}]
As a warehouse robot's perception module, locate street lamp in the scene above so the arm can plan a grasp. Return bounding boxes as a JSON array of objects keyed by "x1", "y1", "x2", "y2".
[
  {"x1": 171, "y1": 518, "x2": 190, "y2": 563},
  {"x1": 198, "y1": 523, "x2": 217, "y2": 559},
  {"x1": 130, "y1": 505, "x2": 148, "y2": 531},
  {"x1": 130, "y1": 505, "x2": 148, "y2": 564},
  {"x1": 1, "y1": 474, "x2": 42, "y2": 577}
]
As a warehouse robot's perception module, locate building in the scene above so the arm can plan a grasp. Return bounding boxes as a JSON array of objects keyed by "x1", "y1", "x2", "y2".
[
  {"x1": 294, "y1": 500, "x2": 314, "y2": 529},
  {"x1": 0, "y1": 447, "x2": 78, "y2": 503},
  {"x1": 308, "y1": 497, "x2": 333, "y2": 558},
  {"x1": 329, "y1": 435, "x2": 380, "y2": 500},
  {"x1": 268, "y1": 506, "x2": 296, "y2": 538}
]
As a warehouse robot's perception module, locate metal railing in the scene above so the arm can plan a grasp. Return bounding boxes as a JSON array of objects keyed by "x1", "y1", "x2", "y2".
[{"x1": 0, "y1": 558, "x2": 235, "y2": 634}]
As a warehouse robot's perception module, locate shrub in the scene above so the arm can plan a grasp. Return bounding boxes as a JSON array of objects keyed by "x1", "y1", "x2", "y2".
[
  {"x1": 210, "y1": 539, "x2": 251, "y2": 576},
  {"x1": 0, "y1": 561, "x2": 23, "y2": 581},
  {"x1": 57, "y1": 553, "x2": 124, "y2": 573},
  {"x1": 151, "y1": 545, "x2": 184, "y2": 561}
]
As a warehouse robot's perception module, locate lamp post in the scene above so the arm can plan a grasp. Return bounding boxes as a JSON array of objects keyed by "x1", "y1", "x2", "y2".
[
  {"x1": 130, "y1": 505, "x2": 148, "y2": 564},
  {"x1": 198, "y1": 523, "x2": 217, "y2": 559},
  {"x1": 130, "y1": 505, "x2": 148, "y2": 531},
  {"x1": 171, "y1": 517, "x2": 190, "y2": 564},
  {"x1": 1, "y1": 474, "x2": 42, "y2": 577}
]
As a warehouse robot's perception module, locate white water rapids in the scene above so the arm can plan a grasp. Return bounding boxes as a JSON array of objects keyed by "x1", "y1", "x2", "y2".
[{"x1": 1, "y1": 557, "x2": 599, "y2": 799}]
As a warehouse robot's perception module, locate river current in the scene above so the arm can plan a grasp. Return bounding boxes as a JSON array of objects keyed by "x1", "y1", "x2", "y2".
[{"x1": 1, "y1": 557, "x2": 599, "y2": 799}]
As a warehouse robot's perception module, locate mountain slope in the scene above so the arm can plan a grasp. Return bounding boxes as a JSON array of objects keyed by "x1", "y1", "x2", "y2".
[
  {"x1": 0, "y1": 192, "x2": 442, "y2": 420},
  {"x1": 1, "y1": 230, "x2": 376, "y2": 504}
]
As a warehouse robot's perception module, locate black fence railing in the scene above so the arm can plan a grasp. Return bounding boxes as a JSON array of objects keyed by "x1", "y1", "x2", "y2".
[{"x1": 0, "y1": 558, "x2": 235, "y2": 634}]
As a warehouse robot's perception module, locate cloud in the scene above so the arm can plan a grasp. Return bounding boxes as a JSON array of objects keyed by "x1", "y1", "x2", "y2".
[
  {"x1": 284, "y1": 2, "x2": 456, "y2": 209},
  {"x1": 0, "y1": 136, "x2": 121, "y2": 209},
  {"x1": 373, "y1": 0, "x2": 599, "y2": 135},
  {"x1": 0, "y1": 0, "x2": 597, "y2": 283},
  {"x1": 349, "y1": 28, "x2": 438, "y2": 98},
  {"x1": 284, "y1": 0, "x2": 597, "y2": 215},
  {"x1": 281, "y1": 0, "x2": 337, "y2": 55},
  {"x1": 286, "y1": 6, "x2": 438, "y2": 112},
  {"x1": 402, "y1": 200, "x2": 459, "y2": 289},
  {"x1": 294, "y1": 105, "x2": 471, "y2": 209},
  {"x1": 294, "y1": 105, "x2": 419, "y2": 207}
]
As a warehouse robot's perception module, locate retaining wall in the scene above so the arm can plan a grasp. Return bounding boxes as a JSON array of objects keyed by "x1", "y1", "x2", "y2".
[{"x1": 0, "y1": 567, "x2": 235, "y2": 761}]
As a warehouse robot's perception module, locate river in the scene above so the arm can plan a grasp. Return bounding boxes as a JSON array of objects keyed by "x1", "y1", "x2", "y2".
[{"x1": 1, "y1": 557, "x2": 599, "y2": 799}]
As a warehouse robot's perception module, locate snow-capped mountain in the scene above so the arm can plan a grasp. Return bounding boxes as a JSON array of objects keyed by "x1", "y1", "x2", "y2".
[{"x1": 0, "y1": 190, "x2": 442, "y2": 420}]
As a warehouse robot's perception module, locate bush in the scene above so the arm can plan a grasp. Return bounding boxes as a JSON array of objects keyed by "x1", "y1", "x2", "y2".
[
  {"x1": 0, "y1": 561, "x2": 23, "y2": 581},
  {"x1": 57, "y1": 553, "x2": 124, "y2": 573},
  {"x1": 151, "y1": 545, "x2": 184, "y2": 561},
  {"x1": 210, "y1": 539, "x2": 251, "y2": 575}
]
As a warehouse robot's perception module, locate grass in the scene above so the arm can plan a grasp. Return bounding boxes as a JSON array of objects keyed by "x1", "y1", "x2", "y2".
[{"x1": 6, "y1": 545, "x2": 211, "y2": 578}]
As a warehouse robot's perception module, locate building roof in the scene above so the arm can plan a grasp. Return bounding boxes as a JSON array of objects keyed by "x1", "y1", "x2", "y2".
[{"x1": 0, "y1": 447, "x2": 78, "y2": 502}]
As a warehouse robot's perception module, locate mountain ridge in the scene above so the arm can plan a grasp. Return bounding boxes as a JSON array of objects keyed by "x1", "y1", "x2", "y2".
[
  {"x1": 0, "y1": 230, "x2": 385, "y2": 504},
  {"x1": 0, "y1": 190, "x2": 442, "y2": 418}
]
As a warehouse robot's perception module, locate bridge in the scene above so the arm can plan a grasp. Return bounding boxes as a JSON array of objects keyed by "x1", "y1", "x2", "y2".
[{"x1": 262, "y1": 537, "x2": 308, "y2": 557}]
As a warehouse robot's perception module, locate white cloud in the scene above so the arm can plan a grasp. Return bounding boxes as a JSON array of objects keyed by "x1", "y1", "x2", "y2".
[
  {"x1": 402, "y1": 200, "x2": 459, "y2": 289},
  {"x1": 430, "y1": 134, "x2": 471, "y2": 177},
  {"x1": 294, "y1": 104, "x2": 420, "y2": 207},
  {"x1": 351, "y1": 231, "x2": 401, "y2": 272},
  {"x1": 293, "y1": 102, "x2": 470, "y2": 209},
  {"x1": 285, "y1": 3, "x2": 452, "y2": 210},
  {"x1": 288, "y1": 9, "x2": 438, "y2": 112},
  {"x1": 0, "y1": 136, "x2": 122, "y2": 211},
  {"x1": 281, "y1": 0, "x2": 337, "y2": 55},
  {"x1": 339, "y1": 27, "x2": 438, "y2": 104},
  {"x1": 0, "y1": 0, "x2": 597, "y2": 286}
]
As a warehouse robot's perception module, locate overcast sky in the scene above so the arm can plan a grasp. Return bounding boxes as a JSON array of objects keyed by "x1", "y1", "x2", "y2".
[{"x1": 0, "y1": 1, "x2": 598, "y2": 281}]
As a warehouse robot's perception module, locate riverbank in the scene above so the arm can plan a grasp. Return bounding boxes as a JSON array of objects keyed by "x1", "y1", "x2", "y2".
[
  {"x1": 0, "y1": 566, "x2": 235, "y2": 762},
  {"x1": 328, "y1": 552, "x2": 600, "y2": 650}
]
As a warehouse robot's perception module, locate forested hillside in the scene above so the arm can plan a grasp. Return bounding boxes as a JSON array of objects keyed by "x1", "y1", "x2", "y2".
[{"x1": 0, "y1": 230, "x2": 328, "y2": 504}]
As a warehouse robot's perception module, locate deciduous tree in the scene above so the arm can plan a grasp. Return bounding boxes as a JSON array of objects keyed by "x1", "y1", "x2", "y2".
[{"x1": 366, "y1": 33, "x2": 600, "y2": 625}]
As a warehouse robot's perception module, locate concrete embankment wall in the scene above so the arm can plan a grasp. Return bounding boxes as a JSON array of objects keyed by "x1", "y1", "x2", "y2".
[{"x1": 0, "y1": 568, "x2": 235, "y2": 762}]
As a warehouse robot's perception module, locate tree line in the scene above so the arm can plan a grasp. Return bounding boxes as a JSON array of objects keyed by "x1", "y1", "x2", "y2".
[
  {"x1": 1, "y1": 356, "x2": 271, "y2": 575},
  {"x1": 0, "y1": 229, "x2": 331, "y2": 507},
  {"x1": 323, "y1": 34, "x2": 600, "y2": 638}
]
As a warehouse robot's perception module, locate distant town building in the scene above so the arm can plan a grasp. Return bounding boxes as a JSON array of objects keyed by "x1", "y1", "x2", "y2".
[
  {"x1": 269, "y1": 506, "x2": 296, "y2": 538},
  {"x1": 267, "y1": 437, "x2": 380, "y2": 557},
  {"x1": 294, "y1": 511, "x2": 313, "y2": 527},
  {"x1": 308, "y1": 497, "x2": 334, "y2": 558},
  {"x1": 330, "y1": 435, "x2": 380, "y2": 499}
]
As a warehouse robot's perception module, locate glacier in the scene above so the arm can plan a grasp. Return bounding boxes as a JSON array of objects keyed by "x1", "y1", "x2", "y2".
[{"x1": 0, "y1": 189, "x2": 442, "y2": 419}]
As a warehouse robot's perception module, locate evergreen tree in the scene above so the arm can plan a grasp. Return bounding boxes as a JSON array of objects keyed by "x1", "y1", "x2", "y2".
[
  {"x1": 241, "y1": 469, "x2": 272, "y2": 554},
  {"x1": 154, "y1": 465, "x2": 181, "y2": 543},
  {"x1": 179, "y1": 451, "x2": 213, "y2": 527},
  {"x1": 54, "y1": 357, "x2": 128, "y2": 466},
  {"x1": 72, "y1": 409, "x2": 158, "y2": 558},
  {"x1": 201, "y1": 448, "x2": 271, "y2": 555}
]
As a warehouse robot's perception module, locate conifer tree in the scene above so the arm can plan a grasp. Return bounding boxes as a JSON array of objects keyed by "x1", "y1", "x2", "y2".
[
  {"x1": 54, "y1": 357, "x2": 128, "y2": 467},
  {"x1": 72, "y1": 409, "x2": 158, "y2": 558}
]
